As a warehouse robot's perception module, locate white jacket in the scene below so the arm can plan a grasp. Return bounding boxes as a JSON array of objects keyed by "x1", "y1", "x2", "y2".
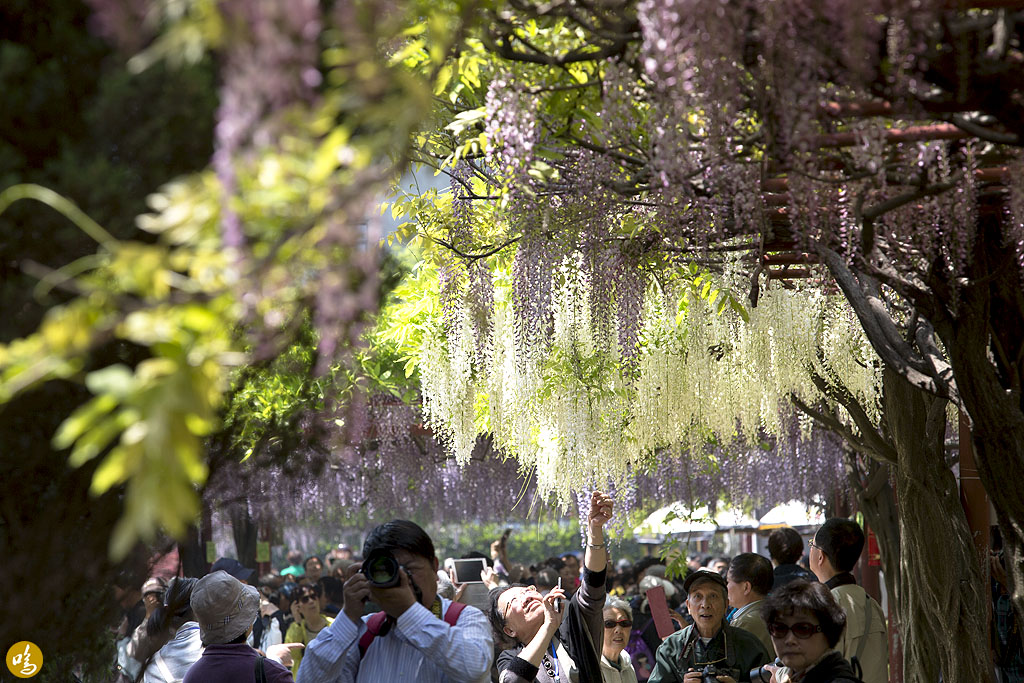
[{"x1": 600, "y1": 651, "x2": 639, "y2": 683}]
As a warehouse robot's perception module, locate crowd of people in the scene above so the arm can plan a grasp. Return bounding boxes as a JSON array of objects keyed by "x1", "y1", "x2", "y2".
[{"x1": 109, "y1": 496, "x2": 1023, "y2": 683}]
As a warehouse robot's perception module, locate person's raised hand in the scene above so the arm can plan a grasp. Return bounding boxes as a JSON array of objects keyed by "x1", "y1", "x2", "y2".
[
  {"x1": 369, "y1": 566, "x2": 418, "y2": 619},
  {"x1": 588, "y1": 491, "x2": 614, "y2": 530},
  {"x1": 342, "y1": 565, "x2": 371, "y2": 626},
  {"x1": 481, "y1": 566, "x2": 501, "y2": 590},
  {"x1": 541, "y1": 586, "x2": 566, "y2": 633}
]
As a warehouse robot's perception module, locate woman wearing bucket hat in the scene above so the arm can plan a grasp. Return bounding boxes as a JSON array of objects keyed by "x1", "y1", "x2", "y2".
[{"x1": 184, "y1": 570, "x2": 295, "y2": 682}]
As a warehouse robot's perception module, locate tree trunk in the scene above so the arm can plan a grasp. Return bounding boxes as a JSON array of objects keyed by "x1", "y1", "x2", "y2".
[
  {"x1": 884, "y1": 368, "x2": 992, "y2": 683},
  {"x1": 230, "y1": 501, "x2": 259, "y2": 570},
  {"x1": 944, "y1": 243, "x2": 1024, "y2": 628},
  {"x1": 846, "y1": 452, "x2": 902, "y2": 683}
]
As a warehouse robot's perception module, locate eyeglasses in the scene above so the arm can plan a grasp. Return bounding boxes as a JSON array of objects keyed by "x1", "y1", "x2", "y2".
[
  {"x1": 768, "y1": 621, "x2": 823, "y2": 639},
  {"x1": 298, "y1": 595, "x2": 317, "y2": 604},
  {"x1": 604, "y1": 619, "x2": 632, "y2": 629},
  {"x1": 808, "y1": 540, "x2": 822, "y2": 551},
  {"x1": 502, "y1": 586, "x2": 536, "y2": 622}
]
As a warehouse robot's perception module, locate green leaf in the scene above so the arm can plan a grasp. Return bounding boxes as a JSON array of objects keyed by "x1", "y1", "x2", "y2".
[
  {"x1": 85, "y1": 364, "x2": 136, "y2": 399},
  {"x1": 53, "y1": 394, "x2": 118, "y2": 450}
]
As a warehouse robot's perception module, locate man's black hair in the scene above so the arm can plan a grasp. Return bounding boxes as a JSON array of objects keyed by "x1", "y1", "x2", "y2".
[
  {"x1": 768, "y1": 527, "x2": 805, "y2": 565},
  {"x1": 727, "y1": 553, "x2": 774, "y2": 596},
  {"x1": 535, "y1": 567, "x2": 559, "y2": 590},
  {"x1": 761, "y1": 580, "x2": 847, "y2": 648},
  {"x1": 363, "y1": 519, "x2": 436, "y2": 562},
  {"x1": 304, "y1": 555, "x2": 322, "y2": 570},
  {"x1": 145, "y1": 577, "x2": 198, "y2": 638},
  {"x1": 319, "y1": 576, "x2": 345, "y2": 604},
  {"x1": 542, "y1": 556, "x2": 565, "y2": 571},
  {"x1": 633, "y1": 556, "x2": 663, "y2": 582},
  {"x1": 815, "y1": 518, "x2": 865, "y2": 572}
]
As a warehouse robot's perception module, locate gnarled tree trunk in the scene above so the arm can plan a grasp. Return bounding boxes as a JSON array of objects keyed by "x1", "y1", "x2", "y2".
[
  {"x1": 846, "y1": 452, "x2": 901, "y2": 682},
  {"x1": 884, "y1": 368, "x2": 991, "y2": 683},
  {"x1": 943, "y1": 223, "x2": 1024, "y2": 628}
]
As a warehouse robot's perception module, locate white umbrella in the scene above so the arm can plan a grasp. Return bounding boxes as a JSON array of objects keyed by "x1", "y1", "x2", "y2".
[
  {"x1": 634, "y1": 503, "x2": 718, "y2": 536},
  {"x1": 713, "y1": 505, "x2": 760, "y2": 530},
  {"x1": 758, "y1": 500, "x2": 825, "y2": 530}
]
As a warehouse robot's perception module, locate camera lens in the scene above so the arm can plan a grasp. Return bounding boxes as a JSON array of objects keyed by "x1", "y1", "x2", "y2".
[{"x1": 362, "y1": 552, "x2": 401, "y2": 588}]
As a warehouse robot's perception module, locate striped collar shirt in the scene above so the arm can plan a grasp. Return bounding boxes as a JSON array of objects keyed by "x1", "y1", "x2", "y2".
[{"x1": 297, "y1": 596, "x2": 493, "y2": 683}]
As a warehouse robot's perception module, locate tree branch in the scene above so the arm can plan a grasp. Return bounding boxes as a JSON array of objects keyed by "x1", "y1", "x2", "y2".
[{"x1": 820, "y1": 245, "x2": 957, "y2": 402}]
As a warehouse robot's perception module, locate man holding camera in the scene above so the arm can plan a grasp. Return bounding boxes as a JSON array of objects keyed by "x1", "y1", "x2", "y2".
[
  {"x1": 648, "y1": 569, "x2": 771, "y2": 683},
  {"x1": 297, "y1": 519, "x2": 493, "y2": 682}
]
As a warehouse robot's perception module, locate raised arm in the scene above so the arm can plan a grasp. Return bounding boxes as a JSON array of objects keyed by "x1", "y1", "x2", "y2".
[{"x1": 583, "y1": 491, "x2": 613, "y2": 574}]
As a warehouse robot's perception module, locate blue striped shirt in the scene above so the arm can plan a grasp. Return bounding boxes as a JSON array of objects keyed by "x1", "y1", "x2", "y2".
[{"x1": 297, "y1": 597, "x2": 493, "y2": 683}]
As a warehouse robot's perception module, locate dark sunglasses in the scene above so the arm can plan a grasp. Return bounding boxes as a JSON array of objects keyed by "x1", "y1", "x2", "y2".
[
  {"x1": 604, "y1": 619, "x2": 632, "y2": 629},
  {"x1": 768, "y1": 622, "x2": 823, "y2": 639},
  {"x1": 298, "y1": 594, "x2": 317, "y2": 604}
]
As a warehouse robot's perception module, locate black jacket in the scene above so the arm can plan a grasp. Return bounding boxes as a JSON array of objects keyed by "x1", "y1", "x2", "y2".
[
  {"x1": 801, "y1": 651, "x2": 861, "y2": 683},
  {"x1": 771, "y1": 565, "x2": 816, "y2": 592}
]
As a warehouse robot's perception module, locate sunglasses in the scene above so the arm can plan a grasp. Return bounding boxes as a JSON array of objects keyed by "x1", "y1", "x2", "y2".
[
  {"x1": 298, "y1": 594, "x2": 318, "y2": 604},
  {"x1": 604, "y1": 619, "x2": 632, "y2": 629},
  {"x1": 768, "y1": 622, "x2": 823, "y2": 639}
]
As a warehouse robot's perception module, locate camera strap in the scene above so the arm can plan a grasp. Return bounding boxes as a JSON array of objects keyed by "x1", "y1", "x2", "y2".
[{"x1": 358, "y1": 599, "x2": 467, "y2": 659}]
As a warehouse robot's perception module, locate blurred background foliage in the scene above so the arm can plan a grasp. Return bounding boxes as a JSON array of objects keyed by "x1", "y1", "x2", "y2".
[
  {"x1": 1, "y1": 0, "x2": 218, "y2": 676},
  {"x1": 0, "y1": 0, "x2": 474, "y2": 677}
]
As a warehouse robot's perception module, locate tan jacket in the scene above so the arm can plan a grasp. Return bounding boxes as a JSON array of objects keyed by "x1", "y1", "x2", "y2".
[
  {"x1": 831, "y1": 584, "x2": 887, "y2": 683},
  {"x1": 730, "y1": 600, "x2": 774, "y2": 656}
]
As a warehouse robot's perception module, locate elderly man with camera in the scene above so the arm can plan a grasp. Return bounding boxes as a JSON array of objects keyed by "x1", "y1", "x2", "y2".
[
  {"x1": 297, "y1": 519, "x2": 493, "y2": 682},
  {"x1": 648, "y1": 569, "x2": 771, "y2": 683}
]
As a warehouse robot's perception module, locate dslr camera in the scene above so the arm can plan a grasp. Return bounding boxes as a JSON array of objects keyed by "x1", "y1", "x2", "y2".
[
  {"x1": 701, "y1": 665, "x2": 719, "y2": 683},
  {"x1": 750, "y1": 659, "x2": 783, "y2": 683},
  {"x1": 361, "y1": 549, "x2": 407, "y2": 588}
]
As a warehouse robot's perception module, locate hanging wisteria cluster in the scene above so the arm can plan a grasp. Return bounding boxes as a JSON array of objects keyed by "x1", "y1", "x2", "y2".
[
  {"x1": 203, "y1": 388, "x2": 846, "y2": 529},
  {"x1": 394, "y1": 0, "x2": 1024, "y2": 523},
  {"x1": 413, "y1": 247, "x2": 879, "y2": 512}
]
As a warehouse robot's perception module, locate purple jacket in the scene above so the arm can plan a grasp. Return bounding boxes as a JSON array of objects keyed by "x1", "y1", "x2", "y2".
[{"x1": 182, "y1": 643, "x2": 293, "y2": 683}]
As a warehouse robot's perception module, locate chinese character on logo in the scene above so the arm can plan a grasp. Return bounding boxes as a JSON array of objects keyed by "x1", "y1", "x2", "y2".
[
  {"x1": 6, "y1": 642, "x2": 41, "y2": 678},
  {"x1": 12, "y1": 644, "x2": 37, "y2": 676}
]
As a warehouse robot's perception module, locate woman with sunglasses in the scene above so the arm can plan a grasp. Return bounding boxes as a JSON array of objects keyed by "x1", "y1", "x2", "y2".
[
  {"x1": 284, "y1": 583, "x2": 334, "y2": 680},
  {"x1": 759, "y1": 581, "x2": 859, "y2": 683},
  {"x1": 601, "y1": 597, "x2": 639, "y2": 683}
]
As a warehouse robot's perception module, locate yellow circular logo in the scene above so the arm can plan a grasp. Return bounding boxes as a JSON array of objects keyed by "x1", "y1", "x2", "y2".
[{"x1": 6, "y1": 642, "x2": 42, "y2": 678}]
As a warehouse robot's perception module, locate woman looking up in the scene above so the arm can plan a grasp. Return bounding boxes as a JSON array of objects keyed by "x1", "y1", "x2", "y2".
[{"x1": 489, "y1": 490, "x2": 614, "y2": 683}]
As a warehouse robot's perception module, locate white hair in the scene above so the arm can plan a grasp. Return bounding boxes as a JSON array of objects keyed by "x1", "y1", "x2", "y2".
[{"x1": 604, "y1": 596, "x2": 632, "y2": 621}]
